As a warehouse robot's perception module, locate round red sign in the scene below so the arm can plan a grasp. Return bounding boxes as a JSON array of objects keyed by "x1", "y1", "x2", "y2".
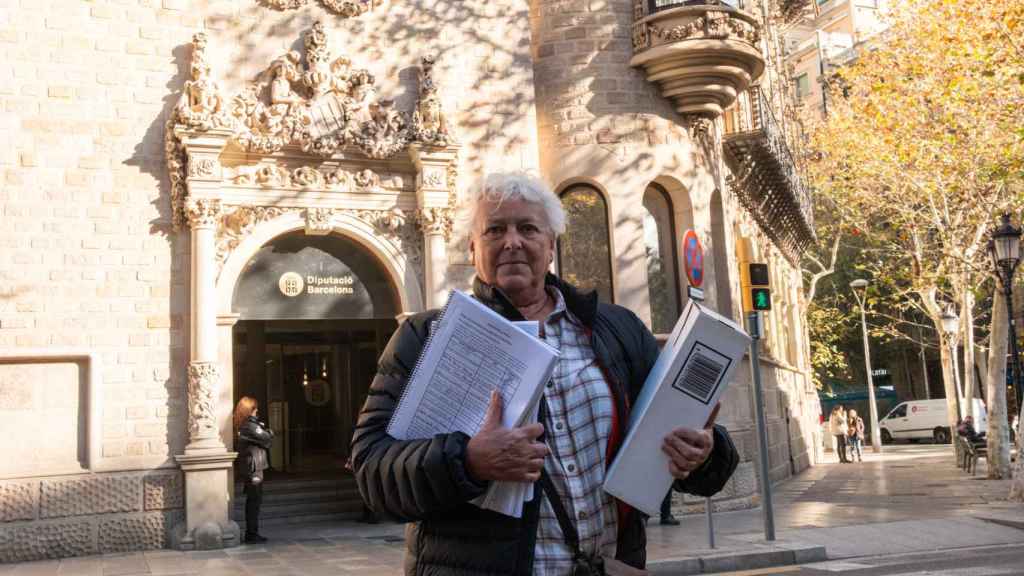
[{"x1": 682, "y1": 230, "x2": 704, "y2": 288}]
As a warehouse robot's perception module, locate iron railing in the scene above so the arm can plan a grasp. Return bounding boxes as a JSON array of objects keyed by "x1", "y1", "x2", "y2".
[
  {"x1": 730, "y1": 86, "x2": 814, "y2": 229},
  {"x1": 648, "y1": 0, "x2": 746, "y2": 14}
]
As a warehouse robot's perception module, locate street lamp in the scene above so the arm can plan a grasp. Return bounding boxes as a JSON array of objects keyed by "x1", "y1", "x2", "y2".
[
  {"x1": 850, "y1": 278, "x2": 881, "y2": 453},
  {"x1": 940, "y1": 307, "x2": 963, "y2": 426},
  {"x1": 990, "y1": 213, "x2": 1023, "y2": 432}
]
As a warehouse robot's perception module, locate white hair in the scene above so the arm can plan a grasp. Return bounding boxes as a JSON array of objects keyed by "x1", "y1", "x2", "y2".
[{"x1": 460, "y1": 171, "x2": 566, "y2": 240}]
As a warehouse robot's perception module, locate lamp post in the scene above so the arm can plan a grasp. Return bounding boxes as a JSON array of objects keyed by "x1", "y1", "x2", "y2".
[
  {"x1": 940, "y1": 308, "x2": 963, "y2": 425},
  {"x1": 990, "y1": 214, "x2": 1023, "y2": 433},
  {"x1": 850, "y1": 279, "x2": 881, "y2": 452}
]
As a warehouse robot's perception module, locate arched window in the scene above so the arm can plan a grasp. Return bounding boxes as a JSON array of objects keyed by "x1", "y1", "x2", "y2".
[
  {"x1": 642, "y1": 184, "x2": 681, "y2": 334},
  {"x1": 557, "y1": 185, "x2": 614, "y2": 303}
]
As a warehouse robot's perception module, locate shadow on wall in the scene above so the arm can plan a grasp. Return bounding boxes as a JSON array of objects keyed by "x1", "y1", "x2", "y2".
[{"x1": 119, "y1": 0, "x2": 551, "y2": 460}]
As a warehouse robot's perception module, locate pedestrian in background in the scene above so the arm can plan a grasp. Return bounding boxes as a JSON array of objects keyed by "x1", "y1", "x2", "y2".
[
  {"x1": 660, "y1": 491, "x2": 680, "y2": 525},
  {"x1": 830, "y1": 406, "x2": 849, "y2": 463},
  {"x1": 847, "y1": 409, "x2": 864, "y2": 463},
  {"x1": 234, "y1": 396, "x2": 274, "y2": 544}
]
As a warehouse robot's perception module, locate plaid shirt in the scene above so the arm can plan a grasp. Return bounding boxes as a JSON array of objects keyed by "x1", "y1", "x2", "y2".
[{"x1": 533, "y1": 287, "x2": 618, "y2": 575}]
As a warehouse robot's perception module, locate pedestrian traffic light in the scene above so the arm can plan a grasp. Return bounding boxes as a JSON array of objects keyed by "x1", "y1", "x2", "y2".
[
  {"x1": 740, "y1": 262, "x2": 772, "y2": 312},
  {"x1": 751, "y1": 287, "x2": 771, "y2": 311}
]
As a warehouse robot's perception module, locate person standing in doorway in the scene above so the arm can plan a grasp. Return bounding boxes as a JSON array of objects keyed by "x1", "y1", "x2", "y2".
[
  {"x1": 847, "y1": 409, "x2": 864, "y2": 463},
  {"x1": 830, "y1": 405, "x2": 849, "y2": 463},
  {"x1": 234, "y1": 396, "x2": 274, "y2": 543}
]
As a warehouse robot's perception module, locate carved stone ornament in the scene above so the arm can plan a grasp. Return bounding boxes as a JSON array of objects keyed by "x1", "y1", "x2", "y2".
[
  {"x1": 416, "y1": 207, "x2": 454, "y2": 240},
  {"x1": 264, "y1": 0, "x2": 385, "y2": 18},
  {"x1": 221, "y1": 22, "x2": 451, "y2": 159},
  {"x1": 231, "y1": 164, "x2": 383, "y2": 192},
  {"x1": 187, "y1": 361, "x2": 221, "y2": 443},
  {"x1": 185, "y1": 197, "x2": 222, "y2": 229},
  {"x1": 420, "y1": 169, "x2": 442, "y2": 189},
  {"x1": 174, "y1": 33, "x2": 233, "y2": 131},
  {"x1": 686, "y1": 115, "x2": 714, "y2": 142},
  {"x1": 187, "y1": 157, "x2": 219, "y2": 178},
  {"x1": 410, "y1": 55, "x2": 455, "y2": 147},
  {"x1": 215, "y1": 206, "x2": 423, "y2": 275},
  {"x1": 165, "y1": 24, "x2": 455, "y2": 230},
  {"x1": 305, "y1": 207, "x2": 334, "y2": 235},
  {"x1": 646, "y1": 11, "x2": 760, "y2": 47}
]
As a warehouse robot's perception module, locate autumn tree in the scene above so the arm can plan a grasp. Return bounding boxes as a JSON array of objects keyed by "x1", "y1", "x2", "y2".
[{"x1": 804, "y1": 0, "x2": 1024, "y2": 483}]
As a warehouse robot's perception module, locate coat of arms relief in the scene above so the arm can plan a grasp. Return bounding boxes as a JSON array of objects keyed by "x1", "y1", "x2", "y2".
[{"x1": 165, "y1": 20, "x2": 457, "y2": 273}]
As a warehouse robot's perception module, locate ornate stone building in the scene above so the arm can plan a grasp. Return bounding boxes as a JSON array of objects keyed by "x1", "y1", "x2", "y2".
[{"x1": 0, "y1": 0, "x2": 819, "y2": 560}]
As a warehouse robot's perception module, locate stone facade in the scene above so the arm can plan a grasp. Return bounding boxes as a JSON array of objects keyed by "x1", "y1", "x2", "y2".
[
  {"x1": 0, "y1": 472, "x2": 183, "y2": 562},
  {"x1": 0, "y1": 0, "x2": 820, "y2": 560}
]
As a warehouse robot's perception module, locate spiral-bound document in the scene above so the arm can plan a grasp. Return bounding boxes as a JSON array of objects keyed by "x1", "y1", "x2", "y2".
[{"x1": 387, "y1": 289, "x2": 558, "y2": 452}]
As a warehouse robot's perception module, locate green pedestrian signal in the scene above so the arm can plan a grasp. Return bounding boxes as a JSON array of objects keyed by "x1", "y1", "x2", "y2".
[{"x1": 751, "y1": 288, "x2": 771, "y2": 311}]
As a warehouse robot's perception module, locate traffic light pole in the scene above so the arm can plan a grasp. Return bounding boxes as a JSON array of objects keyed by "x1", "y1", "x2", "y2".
[{"x1": 747, "y1": 311, "x2": 775, "y2": 541}]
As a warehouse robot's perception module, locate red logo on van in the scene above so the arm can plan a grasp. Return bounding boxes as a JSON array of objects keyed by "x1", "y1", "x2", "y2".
[{"x1": 912, "y1": 406, "x2": 918, "y2": 413}]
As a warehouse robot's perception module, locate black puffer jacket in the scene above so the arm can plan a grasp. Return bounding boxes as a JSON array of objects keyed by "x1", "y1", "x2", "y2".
[
  {"x1": 238, "y1": 416, "x2": 273, "y2": 483},
  {"x1": 351, "y1": 274, "x2": 739, "y2": 575}
]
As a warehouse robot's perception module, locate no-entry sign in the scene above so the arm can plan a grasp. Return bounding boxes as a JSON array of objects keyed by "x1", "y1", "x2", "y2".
[{"x1": 682, "y1": 229, "x2": 704, "y2": 288}]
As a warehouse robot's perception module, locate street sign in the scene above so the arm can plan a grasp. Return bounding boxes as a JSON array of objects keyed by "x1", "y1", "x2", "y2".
[
  {"x1": 688, "y1": 286, "x2": 705, "y2": 301},
  {"x1": 682, "y1": 229, "x2": 704, "y2": 288}
]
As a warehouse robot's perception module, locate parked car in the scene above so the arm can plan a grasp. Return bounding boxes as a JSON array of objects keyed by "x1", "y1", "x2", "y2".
[{"x1": 878, "y1": 398, "x2": 987, "y2": 444}]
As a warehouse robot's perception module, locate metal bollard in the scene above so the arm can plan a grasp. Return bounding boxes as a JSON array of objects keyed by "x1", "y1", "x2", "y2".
[{"x1": 706, "y1": 497, "x2": 715, "y2": 549}]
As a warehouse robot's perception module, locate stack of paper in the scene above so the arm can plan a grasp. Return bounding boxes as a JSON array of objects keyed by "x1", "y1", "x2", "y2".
[
  {"x1": 387, "y1": 290, "x2": 558, "y2": 517},
  {"x1": 603, "y1": 300, "x2": 751, "y2": 517}
]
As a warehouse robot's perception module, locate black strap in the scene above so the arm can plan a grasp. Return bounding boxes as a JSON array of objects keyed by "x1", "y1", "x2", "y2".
[
  {"x1": 538, "y1": 469, "x2": 582, "y2": 554},
  {"x1": 536, "y1": 397, "x2": 583, "y2": 557}
]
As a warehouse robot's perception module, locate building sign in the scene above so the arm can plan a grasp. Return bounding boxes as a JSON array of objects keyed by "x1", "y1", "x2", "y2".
[
  {"x1": 304, "y1": 379, "x2": 331, "y2": 407},
  {"x1": 233, "y1": 232, "x2": 399, "y2": 320}
]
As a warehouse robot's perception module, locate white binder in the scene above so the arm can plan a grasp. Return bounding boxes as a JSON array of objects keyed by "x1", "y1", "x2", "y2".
[{"x1": 603, "y1": 300, "x2": 751, "y2": 517}]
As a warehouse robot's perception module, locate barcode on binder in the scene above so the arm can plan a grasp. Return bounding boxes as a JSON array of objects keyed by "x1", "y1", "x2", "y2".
[{"x1": 671, "y1": 343, "x2": 731, "y2": 404}]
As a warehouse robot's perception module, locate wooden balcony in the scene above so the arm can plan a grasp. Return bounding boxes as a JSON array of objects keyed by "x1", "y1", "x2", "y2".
[
  {"x1": 723, "y1": 87, "x2": 815, "y2": 260},
  {"x1": 631, "y1": 1, "x2": 765, "y2": 117}
]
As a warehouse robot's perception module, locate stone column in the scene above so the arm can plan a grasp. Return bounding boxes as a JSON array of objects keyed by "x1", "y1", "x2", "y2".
[
  {"x1": 172, "y1": 127, "x2": 240, "y2": 550},
  {"x1": 409, "y1": 144, "x2": 459, "y2": 309}
]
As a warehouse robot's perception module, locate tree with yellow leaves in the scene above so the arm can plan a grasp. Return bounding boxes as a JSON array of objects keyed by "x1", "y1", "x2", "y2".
[{"x1": 805, "y1": 0, "x2": 1024, "y2": 490}]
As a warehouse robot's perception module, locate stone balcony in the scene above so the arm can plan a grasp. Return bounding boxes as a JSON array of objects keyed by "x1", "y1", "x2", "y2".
[
  {"x1": 631, "y1": 1, "x2": 765, "y2": 117},
  {"x1": 723, "y1": 86, "x2": 815, "y2": 261}
]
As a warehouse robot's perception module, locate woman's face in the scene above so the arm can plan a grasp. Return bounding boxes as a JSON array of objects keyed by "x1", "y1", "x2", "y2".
[{"x1": 252, "y1": 406, "x2": 258, "y2": 417}]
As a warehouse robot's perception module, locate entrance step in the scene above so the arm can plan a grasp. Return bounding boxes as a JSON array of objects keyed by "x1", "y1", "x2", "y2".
[{"x1": 233, "y1": 475, "x2": 366, "y2": 528}]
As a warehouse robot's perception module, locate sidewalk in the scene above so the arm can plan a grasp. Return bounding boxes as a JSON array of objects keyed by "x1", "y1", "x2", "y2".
[{"x1": 2, "y1": 445, "x2": 1021, "y2": 575}]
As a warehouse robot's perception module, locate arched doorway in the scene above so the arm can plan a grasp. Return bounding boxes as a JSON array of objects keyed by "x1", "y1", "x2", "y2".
[{"x1": 231, "y1": 231, "x2": 400, "y2": 477}]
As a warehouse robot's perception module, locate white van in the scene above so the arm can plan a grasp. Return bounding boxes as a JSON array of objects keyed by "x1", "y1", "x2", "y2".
[{"x1": 878, "y1": 398, "x2": 987, "y2": 444}]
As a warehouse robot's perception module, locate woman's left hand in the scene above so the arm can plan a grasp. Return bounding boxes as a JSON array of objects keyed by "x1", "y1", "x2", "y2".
[{"x1": 662, "y1": 403, "x2": 719, "y2": 480}]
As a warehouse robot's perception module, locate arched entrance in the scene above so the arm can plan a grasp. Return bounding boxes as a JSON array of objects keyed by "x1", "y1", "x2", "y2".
[{"x1": 231, "y1": 231, "x2": 400, "y2": 477}]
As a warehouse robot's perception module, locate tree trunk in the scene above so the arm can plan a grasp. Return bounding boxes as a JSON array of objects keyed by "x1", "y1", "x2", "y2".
[
  {"x1": 975, "y1": 343, "x2": 988, "y2": 398},
  {"x1": 937, "y1": 326, "x2": 960, "y2": 453},
  {"x1": 920, "y1": 329, "x2": 931, "y2": 399},
  {"x1": 986, "y1": 290, "x2": 1011, "y2": 479},
  {"x1": 964, "y1": 290, "x2": 976, "y2": 419}
]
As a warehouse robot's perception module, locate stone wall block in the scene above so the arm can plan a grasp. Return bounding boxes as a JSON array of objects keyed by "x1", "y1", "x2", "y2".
[
  {"x1": 0, "y1": 481, "x2": 37, "y2": 522},
  {"x1": 0, "y1": 520, "x2": 94, "y2": 563},
  {"x1": 97, "y1": 510, "x2": 181, "y2": 553},
  {"x1": 40, "y1": 475, "x2": 141, "y2": 518},
  {"x1": 143, "y1": 471, "x2": 183, "y2": 510}
]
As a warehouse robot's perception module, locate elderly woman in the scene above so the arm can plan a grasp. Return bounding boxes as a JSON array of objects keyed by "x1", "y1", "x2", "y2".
[{"x1": 351, "y1": 172, "x2": 739, "y2": 575}]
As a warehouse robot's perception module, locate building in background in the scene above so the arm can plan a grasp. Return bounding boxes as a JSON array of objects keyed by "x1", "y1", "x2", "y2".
[
  {"x1": 785, "y1": 0, "x2": 890, "y2": 119},
  {"x1": 0, "y1": 0, "x2": 818, "y2": 560}
]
